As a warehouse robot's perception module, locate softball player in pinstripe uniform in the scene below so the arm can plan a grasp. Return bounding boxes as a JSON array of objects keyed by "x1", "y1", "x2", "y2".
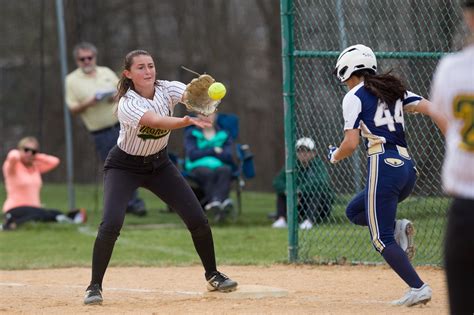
[
  {"x1": 84, "y1": 50, "x2": 237, "y2": 305},
  {"x1": 329, "y1": 45, "x2": 447, "y2": 307},
  {"x1": 431, "y1": 1, "x2": 474, "y2": 313}
]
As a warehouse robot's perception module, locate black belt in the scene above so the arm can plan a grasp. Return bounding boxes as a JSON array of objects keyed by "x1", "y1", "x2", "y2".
[
  {"x1": 120, "y1": 147, "x2": 168, "y2": 164},
  {"x1": 90, "y1": 123, "x2": 120, "y2": 135}
]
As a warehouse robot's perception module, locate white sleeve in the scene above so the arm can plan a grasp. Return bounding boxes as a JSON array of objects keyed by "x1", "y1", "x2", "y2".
[
  {"x1": 117, "y1": 97, "x2": 148, "y2": 128},
  {"x1": 165, "y1": 81, "x2": 186, "y2": 112},
  {"x1": 402, "y1": 91, "x2": 423, "y2": 112},
  {"x1": 342, "y1": 93, "x2": 362, "y2": 130}
]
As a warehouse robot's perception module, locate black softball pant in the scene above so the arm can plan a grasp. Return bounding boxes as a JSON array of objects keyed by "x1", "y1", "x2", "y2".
[
  {"x1": 90, "y1": 146, "x2": 216, "y2": 286},
  {"x1": 4, "y1": 206, "x2": 63, "y2": 227},
  {"x1": 444, "y1": 197, "x2": 474, "y2": 315}
]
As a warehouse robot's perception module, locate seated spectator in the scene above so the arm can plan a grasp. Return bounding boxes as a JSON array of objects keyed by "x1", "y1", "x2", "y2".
[
  {"x1": 184, "y1": 113, "x2": 236, "y2": 222},
  {"x1": 1, "y1": 136, "x2": 87, "y2": 230},
  {"x1": 271, "y1": 137, "x2": 334, "y2": 230}
]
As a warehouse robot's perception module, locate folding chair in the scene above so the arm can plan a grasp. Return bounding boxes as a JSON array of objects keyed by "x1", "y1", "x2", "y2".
[
  {"x1": 214, "y1": 114, "x2": 255, "y2": 216},
  {"x1": 177, "y1": 113, "x2": 255, "y2": 220}
]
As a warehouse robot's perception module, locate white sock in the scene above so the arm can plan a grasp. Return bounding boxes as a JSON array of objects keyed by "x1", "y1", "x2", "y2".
[
  {"x1": 56, "y1": 214, "x2": 73, "y2": 223},
  {"x1": 73, "y1": 213, "x2": 83, "y2": 224}
]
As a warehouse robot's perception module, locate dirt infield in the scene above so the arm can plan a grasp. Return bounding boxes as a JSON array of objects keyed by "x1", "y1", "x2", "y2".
[{"x1": 0, "y1": 265, "x2": 447, "y2": 314}]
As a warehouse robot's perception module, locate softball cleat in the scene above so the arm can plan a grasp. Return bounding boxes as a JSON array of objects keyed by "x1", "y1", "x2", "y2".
[
  {"x1": 391, "y1": 284, "x2": 432, "y2": 307},
  {"x1": 206, "y1": 271, "x2": 238, "y2": 292},
  {"x1": 84, "y1": 283, "x2": 103, "y2": 305},
  {"x1": 395, "y1": 219, "x2": 416, "y2": 260}
]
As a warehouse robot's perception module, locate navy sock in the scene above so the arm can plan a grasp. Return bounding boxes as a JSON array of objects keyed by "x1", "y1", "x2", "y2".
[{"x1": 382, "y1": 244, "x2": 423, "y2": 288}]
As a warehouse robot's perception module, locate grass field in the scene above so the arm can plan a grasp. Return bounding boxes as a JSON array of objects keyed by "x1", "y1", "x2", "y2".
[
  {"x1": 0, "y1": 184, "x2": 289, "y2": 270},
  {"x1": 0, "y1": 184, "x2": 447, "y2": 270}
]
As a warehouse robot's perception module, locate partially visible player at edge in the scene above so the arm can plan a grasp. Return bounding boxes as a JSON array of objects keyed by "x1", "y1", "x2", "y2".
[
  {"x1": 83, "y1": 50, "x2": 237, "y2": 305},
  {"x1": 328, "y1": 44, "x2": 447, "y2": 307},
  {"x1": 430, "y1": 1, "x2": 474, "y2": 313}
]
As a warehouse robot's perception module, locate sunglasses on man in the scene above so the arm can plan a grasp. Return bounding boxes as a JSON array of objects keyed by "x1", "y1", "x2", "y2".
[
  {"x1": 78, "y1": 56, "x2": 94, "y2": 62},
  {"x1": 22, "y1": 147, "x2": 38, "y2": 155}
]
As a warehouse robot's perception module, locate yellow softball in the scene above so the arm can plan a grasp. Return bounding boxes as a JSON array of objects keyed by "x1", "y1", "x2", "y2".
[{"x1": 208, "y1": 82, "x2": 227, "y2": 100}]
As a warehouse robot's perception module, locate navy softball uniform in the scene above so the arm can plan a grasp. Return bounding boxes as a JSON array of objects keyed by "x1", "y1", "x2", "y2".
[
  {"x1": 343, "y1": 82, "x2": 421, "y2": 252},
  {"x1": 342, "y1": 81, "x2": 425, "y2": 289}
]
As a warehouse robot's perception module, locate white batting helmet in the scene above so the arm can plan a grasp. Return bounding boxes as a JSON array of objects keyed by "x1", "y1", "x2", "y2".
[{"x1": 334, "y1": 44, "x2": 377, "y2": 82}]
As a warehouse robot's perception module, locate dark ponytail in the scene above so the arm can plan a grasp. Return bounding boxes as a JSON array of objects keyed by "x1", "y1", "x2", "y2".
[
  {"x1": 115, "y1": 77, "x2": 134, "y2": 102},
  {"x1": 353, "y1": 69, "x2": 407, "y2": 108}
]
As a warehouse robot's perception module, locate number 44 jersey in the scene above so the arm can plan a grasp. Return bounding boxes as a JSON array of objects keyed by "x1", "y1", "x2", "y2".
[{"x1": 341, "y1": 81, "x2": 422, "y2": 149}]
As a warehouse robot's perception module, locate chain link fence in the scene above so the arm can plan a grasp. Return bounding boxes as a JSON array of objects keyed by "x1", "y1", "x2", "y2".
[{"x1": 282, "y1": 0, "x2": 467, "y2": 265}]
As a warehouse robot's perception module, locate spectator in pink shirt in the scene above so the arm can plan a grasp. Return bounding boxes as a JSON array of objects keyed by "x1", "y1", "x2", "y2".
[{"x1": 1, "y1": 136, "x2": 87, "y2": 230}]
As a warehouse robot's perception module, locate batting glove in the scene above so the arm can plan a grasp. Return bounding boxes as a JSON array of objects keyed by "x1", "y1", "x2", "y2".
[{"x1": 328, "y1": 145, "x2": 340, "y2": 164}]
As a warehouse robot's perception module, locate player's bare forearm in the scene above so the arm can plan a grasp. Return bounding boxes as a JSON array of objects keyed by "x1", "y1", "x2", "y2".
[
  {"x1": 429, "y1": 110, "x2": 448, "y2": 136},
  {"x1": 414, "y1": 99, "x2": 448, "y2": 136},
  {"x1": 139, "y1": 112, "x2": 211, "y2": 130},
  {"x1": 334, "y1": 129, "x2": 360, "y2": 161},
  {"x1": 334, "y1": 141, "x2": 356, "y2": 161},
  {"x1": 140, "y1": 112, "x2": 188, "y2": 130}
]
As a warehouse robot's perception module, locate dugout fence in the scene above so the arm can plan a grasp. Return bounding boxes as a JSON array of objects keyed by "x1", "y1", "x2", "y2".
[{"x1": 280, "y1": 0, "x2": 467, "y2": 265}]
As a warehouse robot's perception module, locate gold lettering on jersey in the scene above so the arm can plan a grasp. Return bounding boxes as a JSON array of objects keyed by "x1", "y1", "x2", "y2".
[
  {"x1": 137, "y1": 126, "x2": 170, "y2": 140},
  {"x1": 453, "y1": 94, "x2": 474, "y2": 152}
]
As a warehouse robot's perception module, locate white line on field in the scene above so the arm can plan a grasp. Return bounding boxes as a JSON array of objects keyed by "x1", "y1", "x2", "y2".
[
  {"x1": 0, "y1": 282, "x2": 390, "y2": 303},
  {"x1": 301, "y1": 295, "x2": 388, "y2": 305},
  {"x1": 0, "y1": 282, "x2": 25, "y2": 287},
  {"x1": 0, "y1": 282, "x2": 203, "y2": 296}
]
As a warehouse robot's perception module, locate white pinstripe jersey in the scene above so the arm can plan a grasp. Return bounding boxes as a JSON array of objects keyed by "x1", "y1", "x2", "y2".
[
  {"x1": 117, "y1": 80, "x2": 186, "y2": 156},
  {"x1": 431, "y1": 44, "x2": 474, "y2": 199}
]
